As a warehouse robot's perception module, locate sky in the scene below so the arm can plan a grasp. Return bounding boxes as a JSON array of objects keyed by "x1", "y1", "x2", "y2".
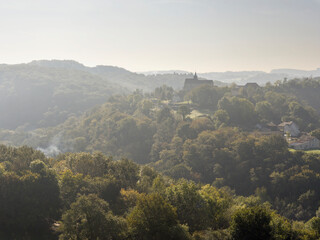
[{"x1": 0, "y1": 0, "x2": 319, "y2": 72}]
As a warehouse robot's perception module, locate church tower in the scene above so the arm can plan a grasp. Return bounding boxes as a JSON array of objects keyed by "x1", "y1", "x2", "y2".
[
  {"x1": 183, "y1": 72, "x2": 213, "y2": 91},
  {"x1": 193, "y1": 72, "x2": 198, "y2": 80}
]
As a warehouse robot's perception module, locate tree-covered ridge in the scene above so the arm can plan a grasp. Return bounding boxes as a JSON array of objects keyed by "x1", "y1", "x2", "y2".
[
  {"x1": 4, "y1": 77, "x2": 320, "y2": 152},
  {"x1": 1, "y1": 77, "x2": 320, "y2": 238},
  {"x1": 29, "y1": 60, "x2": 203, "y2": 92},
  {"x1": 1, "y1": 144, "x2": 320, "y2": 240},
  {"x1": 0, "y1": 60, "x2": 195, "y2": 130},
  {"x1": 268, "y1": 77, "x2": 320, "y2": 116},
  {"x1": 0, "y1": 63, "x2": 125, "y2": 129},
  {"x1": 3, "y1": 60, "x2": 318, "y2": 131}
]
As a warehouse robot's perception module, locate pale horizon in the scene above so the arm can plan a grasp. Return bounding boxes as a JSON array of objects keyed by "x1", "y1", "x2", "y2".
[
  {"x1": 1, "y1": 58, "x2": 319, "y2": 74},
  {"x1": 0, "y1": 0, "x2": 319, "y2": 72}
]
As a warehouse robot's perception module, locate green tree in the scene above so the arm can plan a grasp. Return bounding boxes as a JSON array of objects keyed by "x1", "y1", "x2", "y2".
[
  {"x1": 64, "y1": 152, "x2": 110, "y2": 177},
  {"x1": 307, "y1": 217, "x2": 320, "y2": 238},
  {"x1": 59, "y1": 170, "x2": 87, "y2": 209},
  {"x1": 59, "y1": 194, "x2": 126, "y2": 240},
  {"x1": 156, "y1": 107, "x2": 173, "y2": 123},
  {"x1": 0, "y1": 145, "x2": 47, "y2": 172},
  {"x1": 154, "y1": 85, "x2": 174, "y2": 100},
  {"x1": 255, "y1": 101, "x2": 274, "y2": 122},
  {"x1": 0, "y1": 163, "x2": 60, "y2": 236},
  {"x1": 137, "y1": 166, "x2": 159, "y2": 193},
  {"x1": 127, "y1": 193, "x2": 191, "y2": 240},
  {"x1": 218, "y1": 96, "x2": 258, "y2": 128},
  {"x1": 138, "y1": 99, "x2": 154, "y2": 116},
  {"x1": 165, "y1": 180, "x2": 209, "y2": 232},
  {"x1": 213, "y1": 109, "x2": 230, "y2": 128},
  {"x1": 184, "y1": 85, "x2": 225, "y2": 109},
  {"x1": 189, "y1": 117, "x2": 215, "y2": 136},
  {"x1": 231, "y1": 206, "x2": 272, "y2": 240},
  {"x1": 199, "y1": 185, "x2": 232, "y2": 229},
  {"x1": 108, "y1": 158, "x2": 140, "y2": 189},
  {"x1": 310, "y1": 129, "x2": 320, "y2": 140},
  {"x1": 178, "y1": 105, "x2": 191, "y2": 121}
]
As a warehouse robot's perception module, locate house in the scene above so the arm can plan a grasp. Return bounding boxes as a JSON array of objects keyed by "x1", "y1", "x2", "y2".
[
  {"x1": 289, "y1": 135, "x2": 320, "y2": 150},
  {"x1": 278, "y1": 121, "x2": 300, "y2": 137},
  {"x1": 183, "y1": 73, "x2": 214, "y2": 91}
]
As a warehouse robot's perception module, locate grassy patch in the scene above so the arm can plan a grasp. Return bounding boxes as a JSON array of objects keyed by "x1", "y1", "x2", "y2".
[
  {"x1": 189, "y1": 110, "x2": 207, "y2": 119},
  {"x1": 175, "y1": 101, "x2": 192, "y2": 105},
  {"x1": 289, "y1": 148, "x2": 320, "y2": 154}
]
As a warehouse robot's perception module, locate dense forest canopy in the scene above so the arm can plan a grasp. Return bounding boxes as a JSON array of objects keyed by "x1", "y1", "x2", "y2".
[
  {"x1": 1, "y1": 60, "x2": 318, "y2": 130},
  {"x1": 1, "y1": 63, "x2": 320, "y2": 239},
  {"x1": 1, "y1": 144, "x2": 320, "y2": 239},
  {"x1": 0, "y1": 60, "x2": 198, "y2": 130}
]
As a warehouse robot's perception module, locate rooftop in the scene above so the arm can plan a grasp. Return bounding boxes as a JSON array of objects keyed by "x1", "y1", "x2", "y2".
[{"x1": 278, "y1": 121, "x2": 294, "y2": 127}]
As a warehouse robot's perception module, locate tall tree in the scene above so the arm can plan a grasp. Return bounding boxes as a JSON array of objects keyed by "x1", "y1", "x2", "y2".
[
  {"x1": 59, "y1": 194, "x2": 126, "y2": 240},
  {"x1": 127, "y1": 193, "x2": 191, "y2": 240}
]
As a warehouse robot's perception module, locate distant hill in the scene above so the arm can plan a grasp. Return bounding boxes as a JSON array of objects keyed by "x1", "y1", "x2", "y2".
[
  {"x1": 0, "y1": 60, "x2": 212, "y2": 129},
  {"x1": 139, "y1": 70, "x2": 191, "y2": 75},
  {"x1": 1, "y1": 60, "x2": 319, "y2": 130},
  {"x1": 29, "y1": 60, "x2": 194, "y2": 91},
  {"x1": 29, "y1": 60, "x2": 150, "y2": 91},
  {"x1": 200, "y1": 68, "x2": 320, "y2": 86},
  {"x1": 271, "y1": 68, "x2": 320, "y2": 78},
  {"x1": 0, "y1": 62, "x2": 125, "y2": 129},
  {"x1": 141, "y1": 68, "x2": 320, "y2": 87}
]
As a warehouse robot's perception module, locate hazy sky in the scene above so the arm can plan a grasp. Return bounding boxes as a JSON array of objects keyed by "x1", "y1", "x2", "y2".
[{"x1": 0, "y1": 0, "x2": 319, "y2": 72}]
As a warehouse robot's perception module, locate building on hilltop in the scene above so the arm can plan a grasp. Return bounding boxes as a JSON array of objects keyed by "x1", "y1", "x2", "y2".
[
  {"x1": 183, "y1": 73, "x2": 214, "y2": 91},
  {"x1": 289, "y1": 135, "x2": 320, "y2": 150},
  {"x1": 278, "y1": 121, "x2": 300, "y2": 137}
]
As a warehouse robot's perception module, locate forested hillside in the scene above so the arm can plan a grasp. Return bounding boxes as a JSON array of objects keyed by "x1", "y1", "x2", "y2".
[
  {"x1": 1, "y1": 60, "x2": 317, "y2": 131},
  {"x1": 29, "y1": 60, "x2": 202, "y2": 92},
  {"x1": 2, "y1": 77, "x2": 320, "y2": 225},
  {"x1": 0, "y1": 60, "x2": 201, "y2": 130},
  {"x1": 272, "y1": 77, "x2": 320, "y2": 114},
  {"x1": 1, "y1": 0, "x2": 319, "y2": 238},
  {"x1": 2, "y1": 71, "x2": 320, "y2": 239},
  {"x1": 1, "y1": 145, "x2": 320, "y2": 240},
  {"x1": 0, "y1": 63, "x2": 124, "y2": 129}
]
